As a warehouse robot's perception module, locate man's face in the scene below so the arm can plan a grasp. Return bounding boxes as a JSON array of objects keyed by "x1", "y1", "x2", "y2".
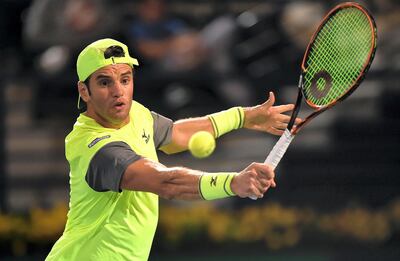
[{"x1": 81, "y1": 64, "x2": 134, "y2": 128}]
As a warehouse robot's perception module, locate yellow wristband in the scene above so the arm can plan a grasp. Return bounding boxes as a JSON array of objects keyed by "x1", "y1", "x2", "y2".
[
  {"x1": 208, "y1": 107, "x2": 244, "y2": 138},
  {"x1": 198, "y1": 172, "x2": 236, "y2": 200}
]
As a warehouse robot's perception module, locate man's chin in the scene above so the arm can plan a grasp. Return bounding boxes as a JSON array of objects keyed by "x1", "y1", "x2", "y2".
[
  {"x1": 107, "y1": 110, "x2": 129, "y2": 125},
  {"x1": 113, "y1": 112, "x2": 130, "y2": 122}
]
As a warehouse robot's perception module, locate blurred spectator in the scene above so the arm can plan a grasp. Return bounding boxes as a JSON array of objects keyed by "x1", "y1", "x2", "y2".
[
  {"x1": 280, "y1": 1, "x2": 325, "y2": 50},
  {"x1": 125, "y1": 0, "x2": 254, "y2": 116},
  {"x1": 126, "y1": 0, "x2": 204, "y2": 71},
  {"x1": 24, "y1": 0, "x2": 121, "y2": 51},
  {"x1": 372, "y1": 0, "x2": 400, "y2": 70},
  {"x1": 22, "y1": 0, "x2": 123, "y2": 120}
]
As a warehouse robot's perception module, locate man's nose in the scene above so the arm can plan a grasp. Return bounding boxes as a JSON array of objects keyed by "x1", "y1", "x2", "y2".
[{"x1": 112, "y1": 82, "x2": 124, "y2": 97}]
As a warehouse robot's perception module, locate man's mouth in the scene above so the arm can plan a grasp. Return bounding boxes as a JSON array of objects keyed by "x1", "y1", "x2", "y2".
[{"x1": 113, "y1": 101, "x2": 125, "y2": 110}]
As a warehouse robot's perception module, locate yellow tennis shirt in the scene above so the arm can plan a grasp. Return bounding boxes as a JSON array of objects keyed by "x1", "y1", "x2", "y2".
[{"x1": 46, "y1": 101, "x2": 166, "y2": 261}]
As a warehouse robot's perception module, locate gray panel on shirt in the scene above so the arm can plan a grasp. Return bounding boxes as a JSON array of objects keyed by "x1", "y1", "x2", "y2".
[
  {"x1": 151, "y1": 111, "x2": 173, "y2": 148},
  {"x1": 85, "y1": 142, "x2": 142, "y2": 192},
  {"x1": 86, "y1": 112, "x2": 172, "y2": 192}
]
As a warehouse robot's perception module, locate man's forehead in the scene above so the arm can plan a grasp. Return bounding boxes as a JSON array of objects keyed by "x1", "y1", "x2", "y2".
[{"x1": 92, "y1": 64, "x2": 132, "y2": 77}]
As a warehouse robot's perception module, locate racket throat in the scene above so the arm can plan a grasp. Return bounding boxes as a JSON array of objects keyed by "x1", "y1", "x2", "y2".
[{"x1": 287, "y1": 79, "x2": 303, "y2": 132}]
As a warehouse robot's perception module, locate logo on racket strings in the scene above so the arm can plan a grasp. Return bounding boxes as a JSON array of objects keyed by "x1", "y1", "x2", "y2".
[{"x1": 310, "y1": 70, "x2": 332, "y2": 99}]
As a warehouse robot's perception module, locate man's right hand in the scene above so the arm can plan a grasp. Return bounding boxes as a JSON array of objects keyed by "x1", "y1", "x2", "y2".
[{"x1": 231, "y1": 162, "x2": 276, "y2": 199}]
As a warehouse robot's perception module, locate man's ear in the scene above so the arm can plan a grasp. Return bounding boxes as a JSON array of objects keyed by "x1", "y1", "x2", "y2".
[{"x1": 78, "y1": 81, "x2": 90, "y2": 103}]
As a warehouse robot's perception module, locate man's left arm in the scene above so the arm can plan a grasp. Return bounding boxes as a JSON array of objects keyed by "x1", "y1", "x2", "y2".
[
  {"x1": 159, "y1": 115, "x2": 215, "y2": 154},
  {"x1": 159, "y1": 92, "x2": 302, "y2": 155}
]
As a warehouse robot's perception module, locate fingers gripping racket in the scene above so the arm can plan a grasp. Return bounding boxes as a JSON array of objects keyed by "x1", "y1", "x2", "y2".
[{"x1": 251, "y1": 2, "x2": 377, "y2": 199}]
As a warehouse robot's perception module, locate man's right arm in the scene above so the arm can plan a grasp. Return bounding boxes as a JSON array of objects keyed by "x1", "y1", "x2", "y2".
[
  {"x1": 86, "y1": 142, "x2": 276, "y2": 200},
  {"x1": 120, "y1": 158, "x2": 276, "y2": 200}
]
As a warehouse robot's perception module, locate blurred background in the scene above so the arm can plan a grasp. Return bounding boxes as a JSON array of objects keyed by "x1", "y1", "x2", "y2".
[{"x1": 0, "y1": 0, "x2": 399, "y2": 260}]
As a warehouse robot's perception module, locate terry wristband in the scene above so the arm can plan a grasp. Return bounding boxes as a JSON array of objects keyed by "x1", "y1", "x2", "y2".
[
  {"x1": 208, "y1": 107, "x2": 244, "y2": 138},
  {"x1": 198, "y1": 172, "x2": 236, "y2": 200}
]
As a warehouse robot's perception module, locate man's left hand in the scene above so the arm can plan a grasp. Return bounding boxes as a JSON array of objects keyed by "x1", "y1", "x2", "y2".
[{"x1": 243, "y1": 92, "x2": 302, "y2": 136}]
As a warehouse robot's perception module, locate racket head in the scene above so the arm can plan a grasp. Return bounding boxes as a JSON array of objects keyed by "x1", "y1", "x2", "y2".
[{"x1": 300, "y1": 2, "x2": 377, "y2": 110}]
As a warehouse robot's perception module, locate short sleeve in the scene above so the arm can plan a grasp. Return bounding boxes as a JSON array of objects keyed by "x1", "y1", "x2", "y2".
[
  {"x1": 85, "y1": 142, "x2": 142, "y2": 192},
  {"x1": 151, "y1": 111, "x2": 173, "y2": 149}
]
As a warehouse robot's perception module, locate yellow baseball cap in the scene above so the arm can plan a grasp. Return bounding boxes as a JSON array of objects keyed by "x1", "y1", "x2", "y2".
[{"x1": 76, "y1": 38, "x2": 139, "y2": 108}]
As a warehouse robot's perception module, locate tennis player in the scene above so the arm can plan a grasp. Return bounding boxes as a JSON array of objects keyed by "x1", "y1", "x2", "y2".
[{"x1": 46, "y1": 38, "x2": 299, "y2": 261}]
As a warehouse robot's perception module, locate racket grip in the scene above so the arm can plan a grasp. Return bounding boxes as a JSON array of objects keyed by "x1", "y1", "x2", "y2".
[
  {"x1": 250, "y1": 129, "x2": 294, "y2": 200},
  {"x1": 264, "y1": 129, "x2": 294, "y2": 169}
]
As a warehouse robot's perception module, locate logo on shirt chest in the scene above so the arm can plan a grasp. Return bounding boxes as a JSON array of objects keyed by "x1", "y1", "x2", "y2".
[
  {"x1": 142, "y1": 129, "x2": 150, "y2": 144},
  {"x1": 88, "y1": 135, "x2": 111, "y2": 148}
]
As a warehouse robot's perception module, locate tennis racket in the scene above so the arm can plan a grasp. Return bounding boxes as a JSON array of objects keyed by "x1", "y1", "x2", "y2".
[{"x1": 251, "y1": 2, "x2": 377, "y2": 200}]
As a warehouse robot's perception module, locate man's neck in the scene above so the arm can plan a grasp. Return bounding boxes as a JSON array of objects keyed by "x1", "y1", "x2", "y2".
[{"x1": 84, "y1": 111, "x2": 130, "y2": 129}]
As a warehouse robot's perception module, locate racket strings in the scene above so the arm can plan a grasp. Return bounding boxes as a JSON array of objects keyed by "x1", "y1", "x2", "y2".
[
  {"x1": 305, "y1": 9, "x2": 371, "y2": 104},
  {"x1": 306, "y1": 11, "x2": 369, "y2": 102},
  {"x1": 318, "y1": 9, "x2": 370, "y2": 81},
  {"x1": 303, "y1": 7, "x2": 373, "y2": 106}
]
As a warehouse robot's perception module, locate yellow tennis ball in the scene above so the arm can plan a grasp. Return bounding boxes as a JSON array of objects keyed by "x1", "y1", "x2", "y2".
[{"x1": 188, "y1": 131, "x2": 216, "y2": 159}]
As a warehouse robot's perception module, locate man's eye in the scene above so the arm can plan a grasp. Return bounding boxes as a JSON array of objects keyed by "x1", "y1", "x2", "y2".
[
  {"x1": 100, "y1": 80, "x2": 109, "y2": 86},
  {"x1": 122, "y1": 78, "x2": 130, "y2": 85}
]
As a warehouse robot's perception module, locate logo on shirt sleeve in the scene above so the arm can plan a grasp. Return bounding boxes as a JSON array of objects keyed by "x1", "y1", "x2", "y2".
[{"x1": 88, "y1": 135, "x2": 111, "y2": 148}]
